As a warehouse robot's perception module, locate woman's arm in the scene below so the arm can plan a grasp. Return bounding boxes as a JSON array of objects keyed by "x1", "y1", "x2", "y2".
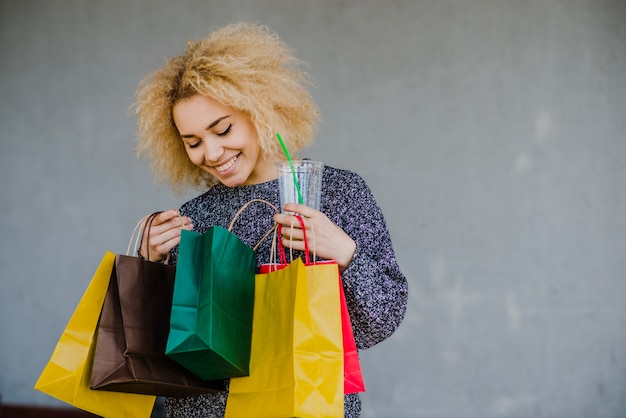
[{"x1": 334, "y1": 174, "x2": 408, "y2": 350}]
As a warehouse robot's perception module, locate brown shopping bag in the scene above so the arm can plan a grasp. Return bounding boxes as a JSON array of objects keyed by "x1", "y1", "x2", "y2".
[
  {"x1": 34, "y1": 252, "x2": 156, "y2": 418},
  {"x1": 90, "y1": 212, "x2": 225, "y2": 396}
]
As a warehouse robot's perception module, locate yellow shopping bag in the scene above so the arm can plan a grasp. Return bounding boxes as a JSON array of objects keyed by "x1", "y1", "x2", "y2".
[
  {"x1": 34, "y1": 251, "x2": 156, "y2": 418},
  {"x1": 226, "y1": 258, "x2": 344, "y2": 418}
]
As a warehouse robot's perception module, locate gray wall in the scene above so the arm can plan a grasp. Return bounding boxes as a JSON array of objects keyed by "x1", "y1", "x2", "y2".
[{"x1": 1, "y1": 1, "x2": 625, "y2": 417}]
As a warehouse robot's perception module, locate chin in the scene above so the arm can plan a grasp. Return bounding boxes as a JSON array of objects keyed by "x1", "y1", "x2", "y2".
[{"x1": 220, "y1": 176, "x2": 248, "y2": 188}]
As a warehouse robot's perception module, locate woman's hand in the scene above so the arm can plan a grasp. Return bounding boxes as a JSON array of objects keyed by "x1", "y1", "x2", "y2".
[
  {"x1": 273, "y1": 203, "x2": 356, "y2": 272},
  {"x1": 140, "y1": 210, "x2": 193, "y2": 262}
]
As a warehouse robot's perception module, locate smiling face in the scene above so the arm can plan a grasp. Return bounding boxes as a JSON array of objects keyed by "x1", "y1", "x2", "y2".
[{"x1": 173, "y1": 95, "x2": 280, "y2": 187}]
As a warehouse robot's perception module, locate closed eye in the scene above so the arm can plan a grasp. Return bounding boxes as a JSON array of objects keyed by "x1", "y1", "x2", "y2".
[
  {"x1": 182, "y1": 122, "x2": 231, "y2": 149},
  {"x1": 217, "y1": 123, "x2": 232, "y2": 136}
]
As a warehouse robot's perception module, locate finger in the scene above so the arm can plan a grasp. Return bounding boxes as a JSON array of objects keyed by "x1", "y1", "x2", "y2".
[
  {"x1": 273, "y1": 213, "x2": 304, "y2": 230},
  {"x1": 152, "y1": 210, "x2": 180, "y2": 226},
  {"x1": 281, "y1": 235, "x2": 306, "y2": 251},
  {"x1": 150, "y1": 224, "x2": 180, "y2": 245},
  {"x1": 153, "y1": 234, "x2": 182, "y2": 257},
  {"x1": 152, "y1": 213, "x2": 193, "y2": 235},
  {"x1": 281, "y1": 203, "x2": 320, "y2": 218},
  {"x1": 273, "y1": 212, "x2": 293, "y2": 225},
  {"x1": 171, "y1": 216, "x2": 193, "y2": 230},
  {"x1": 285, "y1": 225, "x2": 305, "y2": 241},
  {"x1": 144, "y1": 227, "x2": 181, "y2": 262}
]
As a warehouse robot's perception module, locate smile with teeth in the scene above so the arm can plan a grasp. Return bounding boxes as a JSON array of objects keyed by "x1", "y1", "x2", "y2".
[{"x1": 213, "y1": 154, "x2": 239, "y2": 172}]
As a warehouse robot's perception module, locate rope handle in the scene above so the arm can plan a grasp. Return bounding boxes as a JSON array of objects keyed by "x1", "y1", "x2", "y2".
[
  {"x1": 227, "y1": 199, "x2": 279, "y2": 251},
  {"x1": 145, "y1": 212, "x2": 161, "y2": 262},
  {"x1": 276, "y1": 215, "x2": 317, "y2": 266},
  {"x1": 228, "y1": 199, "x2": 278, "y2": 231},
  {"x1": 126, "y1": 211, "x2": 162, "y2": 259},
  {"x1": 128, "y1": 215, "x2": 149, "y2": 256},
  {"x1": 254, "y1": 223, "x2": 278, "y2": 251},
  {"x1": 268, "y1": 222, "x2": 280, "y2": 267}
]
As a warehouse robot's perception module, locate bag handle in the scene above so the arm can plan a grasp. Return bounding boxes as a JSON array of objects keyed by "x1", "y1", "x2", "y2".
[
  {"x1": 128, "y1": 215, "x2": 149, "y2": 256},
  {"x1": 277, "y1": 215, "x2": 317, "y2": 266},
  {"x1": 254, "y1": 224, "x2": 278, "y2": 252},
  {"x1": 228, "y1": 199, "x2": 278, "y2": 231},
  {"x1": 267, "y1": 222, "x2": 282, "y2": 267},
  {"x1": 127, "y1": 211, "x2": 161, "y2": 259},
  {"x1": 228, "y1": 199, "x2": 279, "y2": 251},
  {"x1": 144, "y1": 212, "x2": 162, "y2": 262}
]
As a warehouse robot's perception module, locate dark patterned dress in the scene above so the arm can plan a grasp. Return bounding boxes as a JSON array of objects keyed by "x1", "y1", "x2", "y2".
[{"x1": 163, "y1": 165, "x2": 408, "y2": 418}]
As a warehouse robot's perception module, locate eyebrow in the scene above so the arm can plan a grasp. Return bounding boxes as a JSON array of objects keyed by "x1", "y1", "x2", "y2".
[{"x1": 180, "y1": 115, "x2": 231, "y2": 138}]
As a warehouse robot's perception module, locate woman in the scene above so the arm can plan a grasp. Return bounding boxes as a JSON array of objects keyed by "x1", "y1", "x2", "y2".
[{"x1": 135, "y1": 22, "x2": 408, "y2": 418}]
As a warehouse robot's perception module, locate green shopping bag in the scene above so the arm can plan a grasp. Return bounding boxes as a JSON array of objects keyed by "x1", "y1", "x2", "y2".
[{"x1": 166, "y1": 199, "x2": 276, "y2": 380}]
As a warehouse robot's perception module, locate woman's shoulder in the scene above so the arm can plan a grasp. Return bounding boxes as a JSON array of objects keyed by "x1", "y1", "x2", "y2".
[
  {"x1": 323, "y1": 164, "x2": 366, "y2": 183},
  {"x1": 320, "y1": 164, "x2": 383, "y2": 224},
  {"x1": 322, "y1": 164, "x2": 370, "y2": 193}
]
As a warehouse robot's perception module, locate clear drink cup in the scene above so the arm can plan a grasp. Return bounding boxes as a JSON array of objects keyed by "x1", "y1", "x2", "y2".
[{"x1": 275, "y1": 160, "x2": 324, "y2": 212}]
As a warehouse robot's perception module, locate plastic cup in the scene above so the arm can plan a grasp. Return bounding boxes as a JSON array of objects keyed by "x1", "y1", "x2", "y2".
[{"x1": 275, "y1": 160, "x2": 324, "y2": 212}]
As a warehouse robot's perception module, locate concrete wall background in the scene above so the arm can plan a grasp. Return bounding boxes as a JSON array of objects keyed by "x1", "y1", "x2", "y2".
[{"x1": 1, "y1": 1, "x2": 625, "y2": 417}]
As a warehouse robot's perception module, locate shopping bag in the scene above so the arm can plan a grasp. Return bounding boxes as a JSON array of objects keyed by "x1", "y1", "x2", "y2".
[
  {"x1": 34, "y1": 252, "x2": 156, "y2": 418},
  {"x1": 258, "y1": 263, "x2": 365, "y2": 395},
  {"x1": 90, "y1": 254, "x2": 226, "y2": 395},
  {"x1": 259, "y1": 219, "x2": 366, "y2": 395},
  {"x1": 226, "y1": 216, "x2": 344, "y2": 418},
  {"x1": 90, "y1": 213, "x2": 225, "y2": 396},
  {"x1": 166, "y1": 199, "x2": 277, "y2": 380},
  {"x1": 338, "y1": 282, "x2": 366, "y2": 394}
]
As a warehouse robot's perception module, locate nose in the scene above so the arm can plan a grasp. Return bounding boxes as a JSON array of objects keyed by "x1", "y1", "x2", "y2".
[{"x1": 201, "y1": 138, "x2": 224, "y2": 164}]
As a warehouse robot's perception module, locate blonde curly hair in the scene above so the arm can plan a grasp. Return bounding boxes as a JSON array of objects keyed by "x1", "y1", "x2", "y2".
[{"x1": 134, "y1": 23, "x2": 320, "y2": 194}]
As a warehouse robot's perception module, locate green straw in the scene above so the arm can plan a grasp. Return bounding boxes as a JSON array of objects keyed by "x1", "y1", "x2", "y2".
[{"x1": 276, "y1": 133, "x2": 303, "y2": 204}]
